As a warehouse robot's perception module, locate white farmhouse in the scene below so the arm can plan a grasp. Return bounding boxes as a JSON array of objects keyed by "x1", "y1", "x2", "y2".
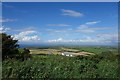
[{"x1": 61, "y1": 52, "x2": 73, "y2": 57}]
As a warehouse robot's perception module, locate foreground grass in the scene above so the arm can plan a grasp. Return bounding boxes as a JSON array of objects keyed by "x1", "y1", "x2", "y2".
[{"x1": 2, "y1": 52, "x2": 118, "y2": 79}]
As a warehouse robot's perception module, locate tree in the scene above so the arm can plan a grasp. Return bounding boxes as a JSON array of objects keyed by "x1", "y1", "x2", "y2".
[
  {"x1": 1, "y1": 33, "x2": 19, "y2": 60},
  {"x1": 1, "y1": 33, "x2": 31, "y2": 60}
]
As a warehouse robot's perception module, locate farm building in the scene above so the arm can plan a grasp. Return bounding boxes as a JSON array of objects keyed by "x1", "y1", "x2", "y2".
[{"x1": 61, "y1": 52, "x2": 74, "y2": 57}]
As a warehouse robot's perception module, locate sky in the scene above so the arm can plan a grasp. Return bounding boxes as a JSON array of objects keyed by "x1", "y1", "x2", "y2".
[{"x1": 0, "y1": 2, "x2": 118, "y2": 46}]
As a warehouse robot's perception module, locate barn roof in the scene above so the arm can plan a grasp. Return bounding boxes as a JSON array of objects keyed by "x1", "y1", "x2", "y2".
[{"x1": 62, "y1": 52, "x2": 74, "y2": 55}]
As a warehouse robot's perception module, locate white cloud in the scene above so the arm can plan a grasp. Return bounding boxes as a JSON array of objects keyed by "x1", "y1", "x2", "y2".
[
  {"x1": 48, "y1": 37, "x2": 63, "y2": 43},
  {"x1": 76, "y1": 25, "x2": 112, "y2": 33},
  {"x1": 21, "y1": 35, "x2": 40, "y2": 42},
  {"x1": 0, "y1": 26, "x2": 40, "y2": 43},
  {"x1": 77, "y1": 25, "x2": 95, "y2": 33},
  {"x1": 85, "y1": 21, "x2": 100, "y2": 25},
  {"x1": 61, "y1": 9, "x2": 83, "y2": 17},
  {"x1": 79, "y1": 21, "x2": 101, "y2": 28},
  {"x1": 13, "y1": 30, "x2": 40, "y2": 42},
  {"x1": 46, "y1": 28, "x2": 74, "y2": 33},
  {"x1": 47, "y1": 33, "x2": 118, "y2": 43},
  {"x1": 76, "y1": 21, "x2": 113, "y2": 33},
  {"x1": 17, "y1": 30, "x2": 37, "y2": 37},
  {"x1": 47, "y1": 37, "x2": 99, "y2": 43},
  {"x1": 47, "y1": 24, "x2": 71, "y2": 27},
  {"x1": 96, "y1": 33, "x2": 118, "y2": 42},
  {"x1": 47, "y1": 20, "x2": 101, "y2": 33},
  {"x1": 79, "y1": 37, "x2": 99, "y2": 43},
  {"x1": 0, "y1": 18, "x2": 16, "y2": 23},
  {"x1": 0, "y1": 26, "x2": 11, "y2": 33}
]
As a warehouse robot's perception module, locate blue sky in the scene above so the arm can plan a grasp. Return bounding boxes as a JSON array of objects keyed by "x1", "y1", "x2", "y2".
[{"x1": 1, "y1": 2, "x2": 118, "y2": 45}]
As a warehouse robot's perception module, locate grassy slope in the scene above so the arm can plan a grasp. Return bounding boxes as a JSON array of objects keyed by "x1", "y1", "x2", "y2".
[{"x1": 2, "y1": 47, "x2": 119, "y2": 79}]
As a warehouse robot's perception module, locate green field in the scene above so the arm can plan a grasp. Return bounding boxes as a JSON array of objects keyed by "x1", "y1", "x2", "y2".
[{"x1": 2, "y1": 46, "x2": 119, "y2": 79}]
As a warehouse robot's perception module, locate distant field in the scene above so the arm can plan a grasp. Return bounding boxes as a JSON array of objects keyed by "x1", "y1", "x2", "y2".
[
  {"x1": 29, "y1": 46, "x2": 118, "y2": 56},
  {"x1": 29, "y1": 47, "x2": 95, "y2": 56}
]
